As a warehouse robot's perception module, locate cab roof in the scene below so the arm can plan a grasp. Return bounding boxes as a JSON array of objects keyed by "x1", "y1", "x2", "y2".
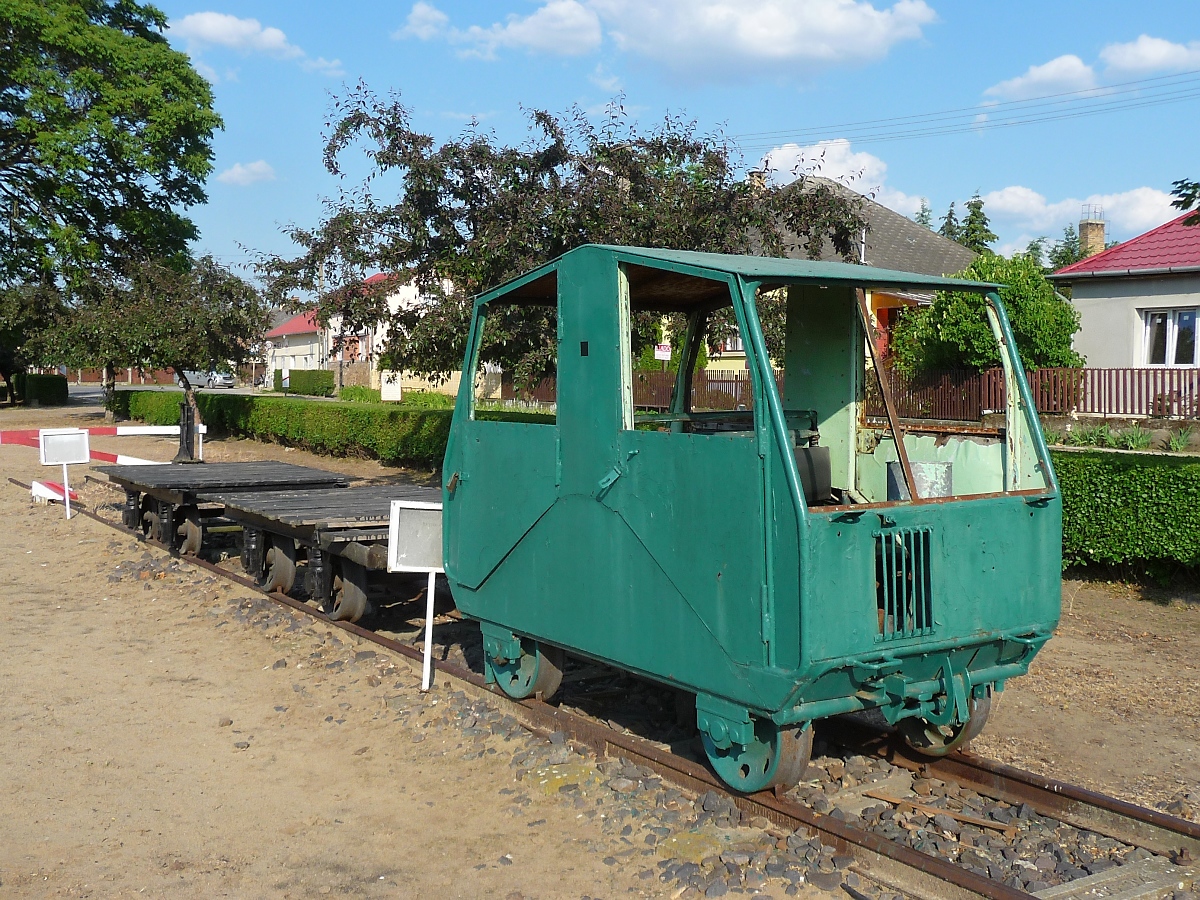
[{"x1": 477, "y1": 244, "x2": 999, "y2": 308}]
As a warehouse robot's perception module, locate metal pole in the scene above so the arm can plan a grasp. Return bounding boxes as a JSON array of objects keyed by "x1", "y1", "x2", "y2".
[
  {"x1": 421, "y1": 571, "x2": 436, "y2": 691},
  {"x1": 61, "y1": 462, "x2": 71, "y2": 520},
  {"x1": 856, "y1": 288, "x2": 917, "y2": 499}
]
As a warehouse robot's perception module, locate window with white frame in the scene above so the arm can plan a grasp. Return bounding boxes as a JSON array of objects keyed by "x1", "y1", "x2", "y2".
[{"x1": 1144, "y1": 308, "x2": 1198, "y2": 366}]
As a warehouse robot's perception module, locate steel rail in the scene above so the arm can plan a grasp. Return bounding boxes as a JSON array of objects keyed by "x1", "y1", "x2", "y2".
[
  {"x1": 65, "y1": 501, "x2": 1196, "y2": 899},
  {"x1": 824, "y1": 719, "x2": 1200, "y2": 861}
]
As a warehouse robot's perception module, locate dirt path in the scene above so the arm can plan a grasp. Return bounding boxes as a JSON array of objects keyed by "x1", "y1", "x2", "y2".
[{"x1": 0, "y1": 450, "x2": 670, "y2": 898}]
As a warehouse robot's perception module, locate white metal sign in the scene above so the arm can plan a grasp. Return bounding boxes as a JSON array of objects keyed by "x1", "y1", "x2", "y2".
[
  {"x1": 39, "y1": 428, "x2": 90, "y2": 465},
  {"x1": 387, "y1": 499, "x2": 444, "y2": 691},
  {"x1": 38, "y1": 428, "x2": 90, "y2": 519}
]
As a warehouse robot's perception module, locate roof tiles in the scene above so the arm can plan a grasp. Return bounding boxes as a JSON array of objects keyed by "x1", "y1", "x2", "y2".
[{"x1": 1053, "y1": 212, "x2": 1200, "y2": 277}]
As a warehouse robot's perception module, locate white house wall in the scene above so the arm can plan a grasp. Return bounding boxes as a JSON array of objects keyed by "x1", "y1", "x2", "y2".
[{"x1": 1070, "y1": 274, "x2": 1200, "y2": 367}]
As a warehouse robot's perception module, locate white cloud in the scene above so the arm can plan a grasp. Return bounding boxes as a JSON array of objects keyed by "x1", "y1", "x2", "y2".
[
  {"x1": 217, "y1": 160, "x2": 276, "y2": 187},
  {"x1": 301, "y1": 56, "x2": 345, "y2": 77},
  {"x1": 984, "y1": 54, "x2": 1096, "y2": 100},
  {"x1": 589, "y1": 63, "x2": 622, "y2": 92},
  {"x1": 398, "y1": 0, "x2": 934, "y2": 74},
  {"x1": 760, "y1": 138, "x2": 923, "y2": 216},
  {"x1": 399, "y1": 1, "x2": 602, "y2": 59},
  {"x1": 173, "y1": 12, "x2": 302, "y2": 58},
  {"x1": 982, "y1": 185, "x2": 1176, "y2": 239},
  {"x1": 1100, "y1": 35, "x2": 1200, "y2": 74},
  {"x1": 170, "y1": 12, "x2": 342, "y2": 77},
  {"x1": 592, "y1": 0, "x2": 935, "y2": 76},
  {"x1": 395, "y1": 2, "x2": 450, "y2": 40}
]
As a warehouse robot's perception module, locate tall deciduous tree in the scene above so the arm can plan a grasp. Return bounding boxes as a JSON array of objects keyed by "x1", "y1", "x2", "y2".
[
  {"x1": 890, "y1": 252, "x2": 1084, "y2": 372},
  {"x1": 960, "y1": 192, "x2": 997, "y2": 253},
  {"x1": 261, "y1": 89, "x2": 867, "y2": 385},
  {"x1": 0, "y1": 0, "x2": 222, "y2": 283}
]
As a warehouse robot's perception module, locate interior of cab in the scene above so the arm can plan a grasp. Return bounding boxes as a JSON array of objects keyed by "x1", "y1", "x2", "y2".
[{"x1": 619, "y1": 262, "x2": 1048, "y2": 509}]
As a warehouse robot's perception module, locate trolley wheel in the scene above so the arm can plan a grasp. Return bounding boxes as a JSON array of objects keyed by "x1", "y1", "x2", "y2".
[
  {"x1": 328, "y1": 559, "x2": 370, "y2": 623},
  {"x1": 261, "y1": 539, "x2": 297, "y2": 594},
  {"x1": 179, "y1": 514, "x2": 203, "y2": 556},
  {"x1": 492, "y1": 640, "x2": 565, "y2": 702},
  {"x1": 702, "y1": 718, "x2": 813, "y2": 794},
  {"x1": 897, "y1": 690, "x2": 993, "y2": 757}
]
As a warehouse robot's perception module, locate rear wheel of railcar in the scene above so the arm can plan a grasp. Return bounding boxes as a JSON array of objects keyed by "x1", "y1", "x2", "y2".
[
  {"x1": 492, "y1": 639, "x2": 565, "y2": 702},
  {"x1": 702, "y1": 718, "x2": 813, "y2": 794},
  {"x1": 897, "y1": 689, "x2": 993, "y2": 757}
]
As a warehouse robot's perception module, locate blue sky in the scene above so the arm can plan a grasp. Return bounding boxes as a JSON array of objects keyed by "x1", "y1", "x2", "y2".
[{"x1": 158, "y1": 0, "x2": 1200, "y2": 275}]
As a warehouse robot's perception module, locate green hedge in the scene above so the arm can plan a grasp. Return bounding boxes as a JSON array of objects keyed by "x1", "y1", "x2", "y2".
[
  {"x1": 12, "y1": 373, "x2": 69, "y2": 405},
  {"x1": 273, "y1": 368, "x2": 335, "y2": 396},
  {"x1": 112, "y1": 391, "x2": 1200, "y2": 570},
  {"x1": 114, "y1": 390, "x2": 550, "y2": 466},
  {"x1": 1051, "y1": 449, "x2": 1200, "y2": 568}
]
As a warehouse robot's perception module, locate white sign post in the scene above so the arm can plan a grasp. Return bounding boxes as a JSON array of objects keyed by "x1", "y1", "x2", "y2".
[
  {"x1": 38, "y1": 428, "x2": 90, "y2": 519},
  {"x1": 386, "y1": 499, "x2": 444, "y2": 691}
]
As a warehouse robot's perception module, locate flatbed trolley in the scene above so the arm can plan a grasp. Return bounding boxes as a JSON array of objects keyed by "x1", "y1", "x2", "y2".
[
  {"x1": 208, "y1": 483, "x2": 441, "y2": 623},
  {"x1": 99, "y1": 462, "x2": 349, "y2": 553}
]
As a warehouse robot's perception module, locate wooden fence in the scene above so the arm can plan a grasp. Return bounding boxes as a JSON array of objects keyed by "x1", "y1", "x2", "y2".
[{"x1": 504, "y1": 365, "x2": 1200, "y2": 421}]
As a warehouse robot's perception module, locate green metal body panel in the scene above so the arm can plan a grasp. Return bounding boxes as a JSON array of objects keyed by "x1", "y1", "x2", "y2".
[{"x1": 442, "y1": 245, "x2": 1061, "y2": 730}]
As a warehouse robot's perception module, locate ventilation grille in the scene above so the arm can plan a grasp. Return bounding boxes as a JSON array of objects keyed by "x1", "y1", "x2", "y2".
[{"x1": 874, "y1": 527, "x2": 934, "y2": 640}]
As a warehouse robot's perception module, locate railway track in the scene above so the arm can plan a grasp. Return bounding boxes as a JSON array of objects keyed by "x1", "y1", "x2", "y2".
[{"x1": 58, "y1": 486, "x2": 1200, "y2": 900}]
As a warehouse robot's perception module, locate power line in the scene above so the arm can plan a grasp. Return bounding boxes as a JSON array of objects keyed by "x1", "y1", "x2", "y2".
[{"x1": 734, "y1": 68, "x2": 1200, "y2": 153}]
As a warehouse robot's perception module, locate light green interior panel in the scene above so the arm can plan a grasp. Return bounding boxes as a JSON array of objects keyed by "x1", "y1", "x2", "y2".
[
  {"x1": 782, "y1": 284, "x2": 858, "y2": 490},
  {"x1": 855, "y1": 433, "x2": 1006, "y2": 501}
]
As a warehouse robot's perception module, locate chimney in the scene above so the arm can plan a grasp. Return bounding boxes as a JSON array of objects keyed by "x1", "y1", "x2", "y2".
[
  {"x1": 747, "y1": 169, "x2": 767, "y2": 194},
  {"x1": 1079, "y1": 204, "x2": 1106, "y2": 257}
]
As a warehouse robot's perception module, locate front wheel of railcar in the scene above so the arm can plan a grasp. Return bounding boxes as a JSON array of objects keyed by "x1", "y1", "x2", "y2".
[
  {"x1": 492, "y1": 640, "x2": 565, "y2": 702},
  {"x1": 897, "y1": 690, "x2": 992, "y2": 757},
  {"x1": 702, "y1": 719, "x2": 813, "y2": 794}
]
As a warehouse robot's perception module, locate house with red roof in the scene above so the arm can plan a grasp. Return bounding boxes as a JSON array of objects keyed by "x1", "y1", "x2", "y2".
[
  {"x1": 264, "y1": 310, "x2": 323, "y2": 378},
  {"x1": 1050, "y1": 212, "x2": 1200, "y2": 368}
]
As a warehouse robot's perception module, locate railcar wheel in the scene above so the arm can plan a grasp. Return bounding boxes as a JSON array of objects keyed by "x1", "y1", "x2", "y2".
[
  {"x1": 328, "y1": 559, "x2": 370, "y2": 623},
  {"x1": 261, "y1": 539, "x2": 297, "y2": 594},
  {"x1": 492, "y1": 640, "x2": 565, "y2": 702},
  {"x1": 179, "y1": 514, "x2": 203, "y2": 556},
  {"x1": 897, "y1": 690, "x2": 992, "y2": 757},
  {"x1": 702, "y1": 719, "x2": 813, "y2": 794}
]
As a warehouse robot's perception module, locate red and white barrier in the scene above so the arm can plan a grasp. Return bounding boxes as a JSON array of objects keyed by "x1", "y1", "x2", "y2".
[{"x1": 0, "y1": 423, "x2": 205, "y2": 464}]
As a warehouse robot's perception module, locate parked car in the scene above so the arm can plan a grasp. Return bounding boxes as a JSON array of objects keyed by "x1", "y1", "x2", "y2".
[{"x1": 176, "y1": 370, "x2": 236, "y2": 389}]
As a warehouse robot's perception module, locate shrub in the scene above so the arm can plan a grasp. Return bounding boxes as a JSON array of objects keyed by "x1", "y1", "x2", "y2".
[
  {"x1": 1052, "y1": 449, "x2": 1200, "y2": 568},
  {"x1": 1118, "y1": 424, "x2": 1152, "y2": 451},
  {"x1": 398, "y1": 390, "x2": 456, "y2": 409},
  {"x1": 339, "y1": 385, "x2": 382, "y2": 403},
  {"x1": 12, "y1": 373, "x2": 69, "y2": 406},
  {"x1": 273, "y1": 368, "x2": 335, "y2": 397}
]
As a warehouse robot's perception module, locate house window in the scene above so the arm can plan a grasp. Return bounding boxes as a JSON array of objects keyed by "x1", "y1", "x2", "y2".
[
  {"x1": 1144, "y1": 308, "x2": 1198, "y2": 366},
  {"x1": 720, "y1": 336, "x2": 744, "y2": 354}
]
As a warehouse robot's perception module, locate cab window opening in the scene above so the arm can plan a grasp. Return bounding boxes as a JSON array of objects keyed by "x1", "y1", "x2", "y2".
[{"x1": 470, "y1": 270, "x2": 558, "y2": 423}]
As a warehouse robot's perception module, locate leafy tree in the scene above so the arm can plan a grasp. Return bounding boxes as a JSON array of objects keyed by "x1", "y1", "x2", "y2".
[
  {"x1": 937, "y1": 202, "x2": 961, "y2": 243},
  {"x1": 890, "y1": 252, "x2": 1084, "y2": 372},
  {"x1": 261, "y1": 88, "x2": 867, "y2": 387},
  {"x1": 0, "y1": 0, "x2": 222, "y2": 283},
  {"x1": 1024, "y1": 237, "x2": 1048, "y2": 269},
  {"x1": 56, "y1": 257, "x2": 268, "y2": 410},
  {"x1": 1172, "y1": 178, "x2": 1199, "y2": 226},
  {"x1": 913, "y1": 198, "x2": 932, "y2": 228},
  {"x1": 1048, "y1": 224, "x2": 1083, "y2": 270},
  {"x1": 0, "y1": 282, "x2": 62, "y2": 402},
  {"x1": 960, "y1": 192, "x2": 997, "y2": 253}
]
